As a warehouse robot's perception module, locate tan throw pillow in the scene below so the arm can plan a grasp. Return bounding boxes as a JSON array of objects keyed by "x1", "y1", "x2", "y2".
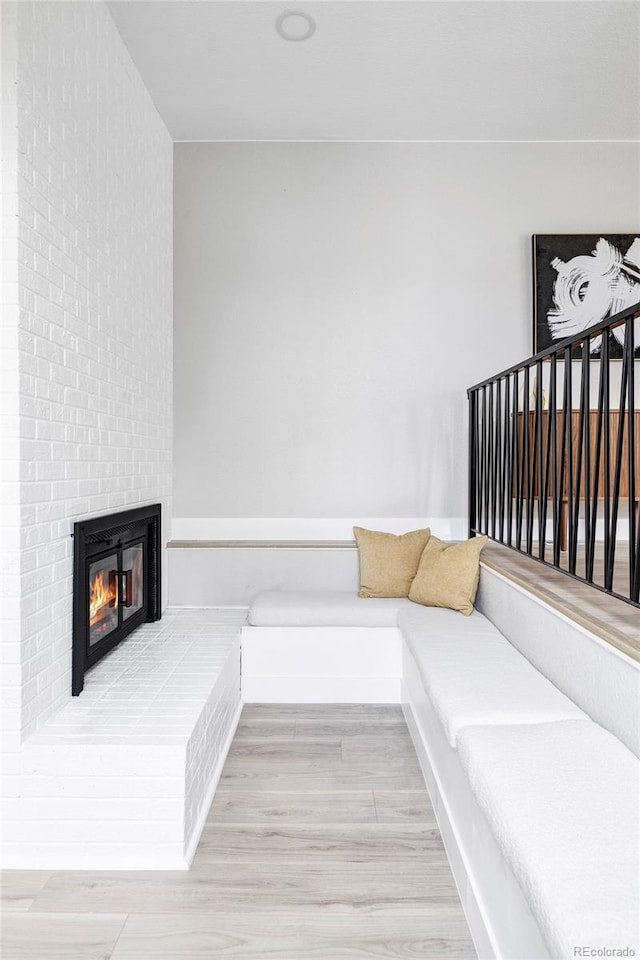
[
  {"x1": 408, "y1": 535, "x2": 488, "y2": 615},
  {"x1": 354, "y1": 526, "x2": 431, "y2": 598}
]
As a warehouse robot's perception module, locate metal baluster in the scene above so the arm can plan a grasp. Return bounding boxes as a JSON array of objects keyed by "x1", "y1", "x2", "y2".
[
  {"x1": 519, "y1": 366, "x2": 530, "y2": 551},
  {"x1": 626, "y1": 318, "x2": 637, "y2": 599},
  {"x1": 603, "y1": 332, "x2": 611, "y2": 589},
  {"x1": 526, "y1": 364, "x2": 538, "y2": 554},
  {"x1": 607, "y1": 323, "x2": 630, "y2": 590},
  {"x1": 478, "y1": 387, "x2": 485, "y2": 534},
  {"x1": 487, "y1": 383, "x2": 496, "y2": 540},
  {"x1": 468, "y1": 389, "x2": 478, "y2": 538},
  {"x1": 483, "y1": 385, "x2": 490, "y2": 533},
  {"x1": 634, "y1": 312, "x2": 640, "y2": 604},
  {"x1": 509, "y1": 370, "x2": 518, "y2": 546},
  {"x1": 496, "y1": 378, "x2": 504, "y2": 541},
  {"x1": 535, "y1": 358, "x2": 544, "y2": 558},
  {"x1": 582, "y1": 340, "x2": 591, "y2": 581},
  {"x1": 539, "y1": 359, "x2": 552, "y2": 562},
  {"x1": 550, "y1": 354, "x2": 560, "y2": 566},
  {"x1": 499, "y1": 376, "x2": 509, "y2": 542},
  {"x1": 588, "y1": 337, "x2": 606, "y2": 583},
  {"x1": 571, "y1": 341, "x2": 588, "y2": 571},
  {"x1": 566, "y1": 354, "x2": 575, "y2": 572}
]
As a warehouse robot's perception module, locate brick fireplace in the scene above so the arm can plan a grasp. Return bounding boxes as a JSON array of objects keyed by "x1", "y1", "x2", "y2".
[{"x1": 0, "y1": 2, "x2": 173, "y2": 747}]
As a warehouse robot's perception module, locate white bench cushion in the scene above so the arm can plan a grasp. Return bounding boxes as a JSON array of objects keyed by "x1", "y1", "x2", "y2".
[
  {"x1": 458, "y1": 720, "x2": 640, "y2": 958},
  {"x1": 248, "y1": 591, "x2": 413, "y2": 627},
  {"x1": 399, "y1": 604, "x2": 501, "y2": 640},
  {"x1": 399, "y1": 606, "x2": 586, "y2": 746}
]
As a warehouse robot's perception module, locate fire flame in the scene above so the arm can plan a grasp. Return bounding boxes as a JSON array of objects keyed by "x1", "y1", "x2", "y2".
[{"x1": 89, "y1": 569, "x2": 117, "y2": 626}]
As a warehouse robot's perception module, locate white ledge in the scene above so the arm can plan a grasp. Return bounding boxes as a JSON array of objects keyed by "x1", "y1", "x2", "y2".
[{"x1": 171, "y1": 517, "x2": 468, "y2": 541}]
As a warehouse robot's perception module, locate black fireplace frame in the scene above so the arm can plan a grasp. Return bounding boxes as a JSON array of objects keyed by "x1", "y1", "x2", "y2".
[{"x1": 72, "y1": 504, "x2": 161, "y2": 695}]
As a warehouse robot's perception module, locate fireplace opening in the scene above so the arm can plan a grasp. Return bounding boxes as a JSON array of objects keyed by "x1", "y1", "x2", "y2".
[{"x1": 72, "y1": 504, "x2": 161, "y2": 695}]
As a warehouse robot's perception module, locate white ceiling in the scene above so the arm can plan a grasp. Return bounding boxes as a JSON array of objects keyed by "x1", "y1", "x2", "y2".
[{"x1": 107, "y1": 1, "x2": 640, "y2": 142}]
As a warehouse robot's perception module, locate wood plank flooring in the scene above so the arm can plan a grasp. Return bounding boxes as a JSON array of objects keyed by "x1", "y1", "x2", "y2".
[{"x1": 1, "y1": 705, "x2": 476, "y2": 959}]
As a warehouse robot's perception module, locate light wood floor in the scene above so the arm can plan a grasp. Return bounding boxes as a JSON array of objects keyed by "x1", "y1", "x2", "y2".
[{"x1": 0, "y1": 704, "x2": 476, "y2": 959}]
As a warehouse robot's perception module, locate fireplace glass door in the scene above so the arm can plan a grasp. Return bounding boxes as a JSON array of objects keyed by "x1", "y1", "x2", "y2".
[
  {"x1": 87, "y1": 541, "x2": 145, "y2": 648},
  {"x1": 122, "y1": 542, "x2": 144, "y2": 621},
  {"x1": 88, "y1": 553, "x2": 119, "y2": 646}
]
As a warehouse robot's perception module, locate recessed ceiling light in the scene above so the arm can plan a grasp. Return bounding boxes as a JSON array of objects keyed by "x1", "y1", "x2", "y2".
[{"x1": 275, "y1": 10, "x2": 316, "y2": 42}]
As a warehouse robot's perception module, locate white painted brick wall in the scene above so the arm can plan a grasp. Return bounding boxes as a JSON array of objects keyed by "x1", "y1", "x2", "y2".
[
  {"x1": 1, "y1": 2, "x2": 22, "y2": 759},
  {"x1": 1, "y1": 3, "x2": 244, "y2": 872},
  {"x1": 185, "y1": 637, "x2": 242, "y2": 852},
  {"x1": 10, "y1": 0, "x2": 173, "y2": 739}
]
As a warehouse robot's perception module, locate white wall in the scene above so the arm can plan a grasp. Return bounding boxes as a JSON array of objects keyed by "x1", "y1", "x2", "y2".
[
  {"x1": 1, "y1": 0, "x2": 173, "y2": 749},
  {"x1": 173, "y1": 141, "x2": 639, "y2": 533}
]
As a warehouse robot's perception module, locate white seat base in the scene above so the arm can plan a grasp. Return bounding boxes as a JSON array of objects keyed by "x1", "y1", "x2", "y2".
[{"x1": 241, "y1": 625, "x2": 402, "y2": 702}]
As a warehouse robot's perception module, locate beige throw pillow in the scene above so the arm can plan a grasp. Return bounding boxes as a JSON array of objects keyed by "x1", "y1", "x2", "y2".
[
  {"x1": 354, "y1": 526, "x2": 431, "y2": 598},
  {"x1": 408, "y1": 535, "x2": 488, "y2": 615}
]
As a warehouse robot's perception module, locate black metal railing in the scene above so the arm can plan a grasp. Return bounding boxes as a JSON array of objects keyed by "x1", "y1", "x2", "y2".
[{"x1": 468, "y1": 302, "x2": 640, "y2": 607}]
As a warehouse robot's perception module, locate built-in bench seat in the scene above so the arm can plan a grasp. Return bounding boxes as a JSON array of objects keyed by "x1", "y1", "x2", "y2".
[
  {"x1": 458, "y1": 720, "x2": 640, "y2": 958},
  {"x1": 399, "y1": 606, "x2": 586, "y2": 746},
  {"x1": 242, "y1": 588, "x2": 640, "y2": 960},
  {"x1": 242, "y1": 590, "x2": 408, "y2": 702}
]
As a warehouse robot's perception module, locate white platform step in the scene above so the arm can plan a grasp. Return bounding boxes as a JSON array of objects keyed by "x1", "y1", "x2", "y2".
[{"x1": 2, "y1": 608, "x2": 246, "y2": 870}]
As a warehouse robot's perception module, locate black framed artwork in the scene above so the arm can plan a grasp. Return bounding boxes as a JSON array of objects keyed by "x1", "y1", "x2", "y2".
[{"x1": 533, "y1": 234, "x2": 640, "y2": 358}]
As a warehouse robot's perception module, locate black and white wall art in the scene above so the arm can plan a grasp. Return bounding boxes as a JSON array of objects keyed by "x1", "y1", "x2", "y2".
[{"x1": 533, "y1": 234, "x2": 640, "y2": 357}]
